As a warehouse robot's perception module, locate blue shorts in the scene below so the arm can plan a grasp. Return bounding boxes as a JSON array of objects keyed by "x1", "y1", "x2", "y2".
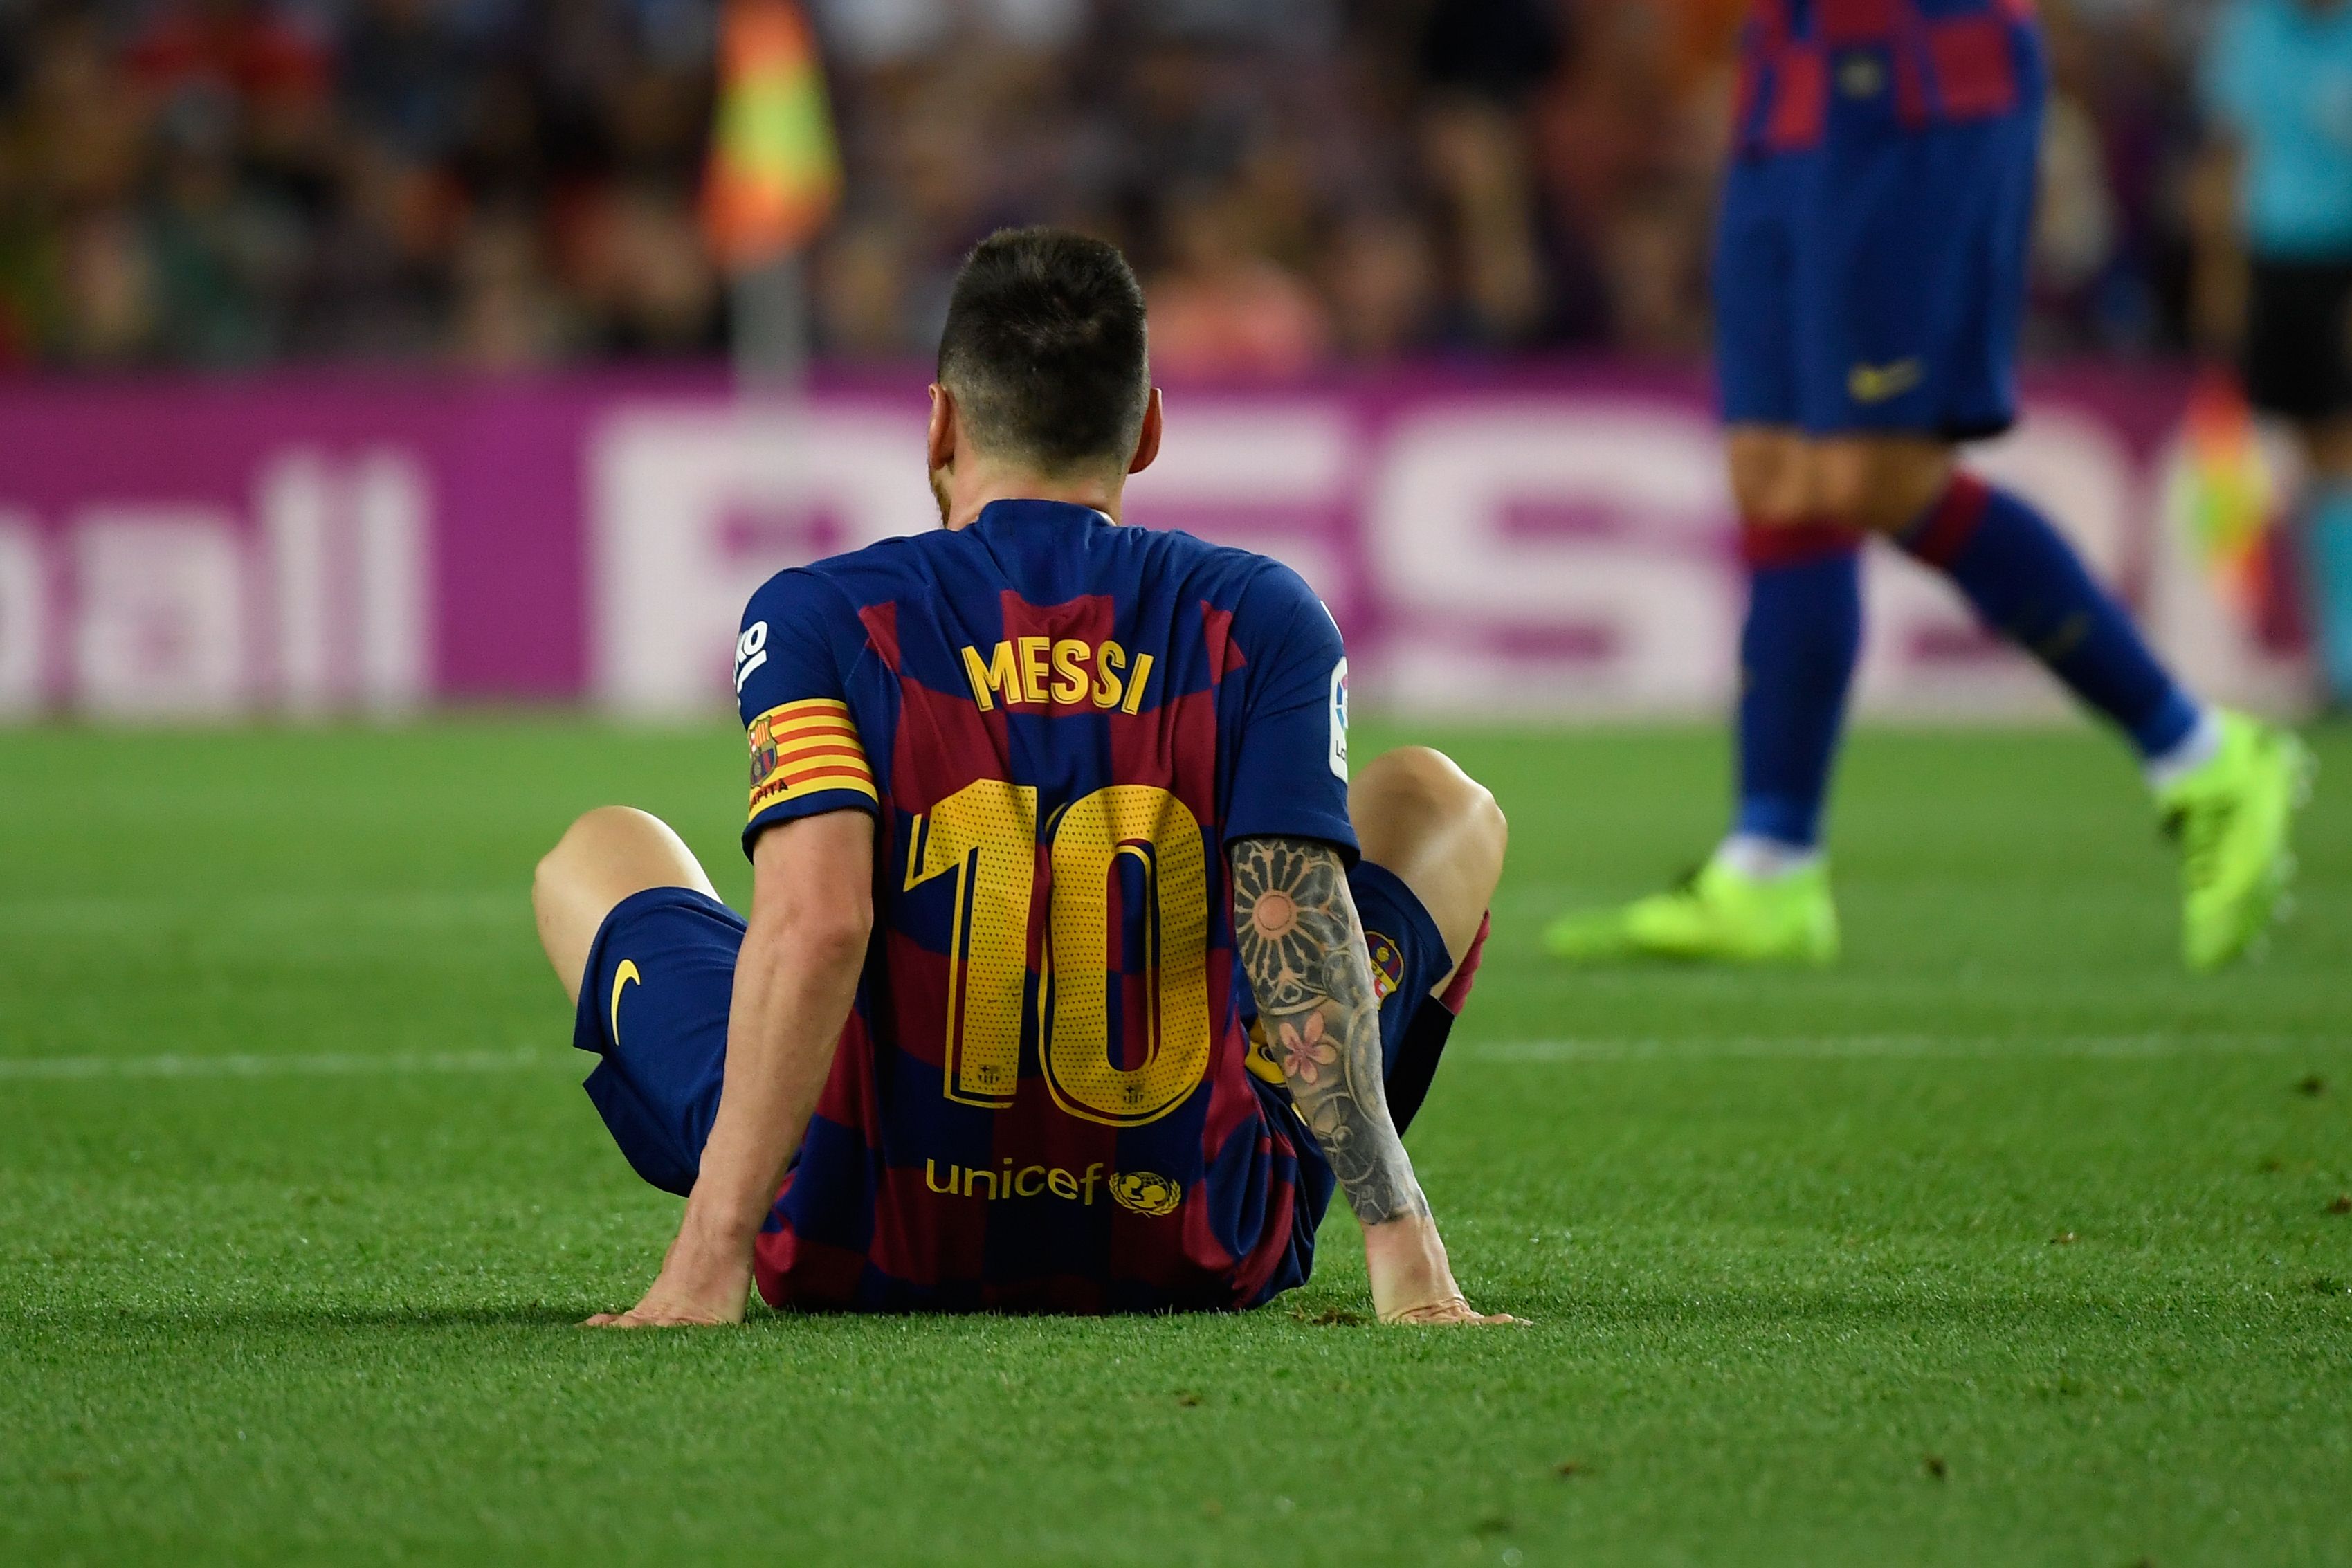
[
  {"x1": 1713, "y1": 110, "x2": 2040, "y2": 441},
  {"x1": 570, "y1": 860, "x2": 1467, "y2": 1198}
]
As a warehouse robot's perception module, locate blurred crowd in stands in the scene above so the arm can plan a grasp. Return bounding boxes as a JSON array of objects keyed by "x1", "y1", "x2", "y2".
[{"x1": 0, "y1": 0, "x2": 2239, "y2": 372}]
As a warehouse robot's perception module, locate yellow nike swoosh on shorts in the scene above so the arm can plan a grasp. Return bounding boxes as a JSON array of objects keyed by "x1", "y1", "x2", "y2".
[
  {"x1": 610, "y1": 959, "x2": 640, "y2": 1042},
  {"x1": 1848, "y1": 358, "x2": 1924, "y2": 404}
]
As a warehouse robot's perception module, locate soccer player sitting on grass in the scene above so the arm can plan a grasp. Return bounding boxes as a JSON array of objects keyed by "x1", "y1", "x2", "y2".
[{"x1": 531, "y1": 228, "x2": 1513, "y2": 1327}]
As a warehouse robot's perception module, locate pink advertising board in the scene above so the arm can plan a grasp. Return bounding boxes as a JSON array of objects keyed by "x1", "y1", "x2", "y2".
[{"x1": 0, "y1": 364, "x2": 2295, "y2": 721}]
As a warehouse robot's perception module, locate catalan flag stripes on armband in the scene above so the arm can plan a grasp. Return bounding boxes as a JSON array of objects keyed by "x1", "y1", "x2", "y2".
[{"x1": 746, "y1": 698, "x2": 877, "y2": 819}]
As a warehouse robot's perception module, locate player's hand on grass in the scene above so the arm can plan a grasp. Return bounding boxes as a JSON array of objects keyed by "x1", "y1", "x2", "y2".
[
  {"x1": 584, "y1": 1226, "x2": 753, "y2": 1328},
  {"x1": 1363, "y1": 1215, "x2": 1522, "y2": 1327}
]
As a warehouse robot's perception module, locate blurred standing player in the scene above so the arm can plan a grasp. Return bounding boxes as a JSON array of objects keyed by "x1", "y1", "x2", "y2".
[
  {"x1": 531, "y1": 229, "x2": 1513, "y2": 1326},
  {"x1": 2198, "y1": 0, "x2": 2352, "y2": 709},
  {"x1": 1549, "y1": 0, "x2": 2308, "y2": 972}
]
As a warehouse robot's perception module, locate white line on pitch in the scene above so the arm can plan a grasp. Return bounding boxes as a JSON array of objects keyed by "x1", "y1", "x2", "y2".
[
  {"x1": 1464, "y1": 1034, "x2": 2335, "y2": 1064},
  {"x1": 0, "y1": 1048, "x2": 574, "y2": 1082}
]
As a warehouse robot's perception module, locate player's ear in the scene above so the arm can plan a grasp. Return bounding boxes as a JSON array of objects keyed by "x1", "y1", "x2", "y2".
[
  {"x1": 927, "y1": 383, "x2": 958, "y2": 473},
  {"x1": 1127, "y1": 388, "x2": 1164, "y2": 476}
]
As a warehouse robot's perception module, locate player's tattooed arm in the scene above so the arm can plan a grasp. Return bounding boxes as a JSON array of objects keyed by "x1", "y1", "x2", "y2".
[{"x1": 1230, "y1": 836, "x2": 1430, "y2": 1227}]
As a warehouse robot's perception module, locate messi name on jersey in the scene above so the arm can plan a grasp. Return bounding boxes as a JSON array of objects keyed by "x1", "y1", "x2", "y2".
[{"x1": 959, "y1": 635, "x2": 1155, "y2": 713}]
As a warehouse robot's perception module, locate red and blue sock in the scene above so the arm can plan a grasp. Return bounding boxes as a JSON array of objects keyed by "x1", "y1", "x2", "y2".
[
  {"x1": 1899, "y1": 474, "x2": 2204, "y2": 761},
  {"x1": 1733, "y1": 522, "x2": 1865, "y2": 852}
]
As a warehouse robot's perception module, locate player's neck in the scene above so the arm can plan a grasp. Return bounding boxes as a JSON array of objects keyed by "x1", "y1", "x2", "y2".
[{"x1": 937, "y1": 462, "x2": 1124, "y2": 531}]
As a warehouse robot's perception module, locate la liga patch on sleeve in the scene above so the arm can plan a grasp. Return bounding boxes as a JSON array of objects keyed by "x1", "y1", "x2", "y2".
[{"x1": 1329, "y1": 658, "x2": 1349, "y2": 780}]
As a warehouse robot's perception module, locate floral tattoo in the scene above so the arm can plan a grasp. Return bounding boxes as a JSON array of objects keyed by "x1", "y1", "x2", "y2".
[{"x1": 1231, "y1": 837, "x2": 1430, "y2": 1225}]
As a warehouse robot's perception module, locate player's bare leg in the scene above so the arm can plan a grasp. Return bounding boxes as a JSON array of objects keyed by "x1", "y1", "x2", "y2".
[
  {"x1": 1805, "y1": 435, "x2": 1954, "y2": 535},
  {"x1": 1349, "y1": 746, "x2": 1506, "y2": 995},
  {"x1": 532, "y1": 807, "x2": 720, "y2": 1003},
  {"x1": 1564, "y1": 429, "x2": 1952, "y2": 965},
  {"x1": 1551, "y1": 427, "x2": 2306, "y2": 971},
  {"x1": 1724, "y1": 425, "x2": 1815, "y2": 526},
  {"x1": 1544, "y1": 428, "x2": 1857, "y2": 965},
  {"x1": 1807, "y1": 432, "x2": 2306, "y2": 969}
]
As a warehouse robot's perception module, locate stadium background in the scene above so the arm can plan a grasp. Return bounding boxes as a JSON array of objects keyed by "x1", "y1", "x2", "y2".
[
  {"x1": 0, "y1": 0, "x2": 2245, "y2": 370},
  {"x1": 0, "y1": 0, "x2": 2316, "y2": 721},
  {"x1": 3, "y1": 6, "x2": 2348, "y2": 1567}
]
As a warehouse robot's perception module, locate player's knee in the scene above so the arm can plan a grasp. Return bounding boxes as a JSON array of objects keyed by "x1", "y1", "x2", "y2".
[
  {"x1": 1726, "y1": 428, "x2": 1810, "y2": 522},
  {"x1": 1353, "y1": 745, "x2": 1459, "y2": 821},
  {"x1": 1457, "y1": 773, "x2": 1507, "y2": 891},
  {"x1": 535, "y1": 805, "x2": 698, "y2": 917},
  {"x1": 530, "y1": 846, "x2": 560, "y2": 926},
  {"x1": 533, "y1": 814, "x2": 596, "y2": 933},
  {"x1": 1812, "y1": 437, "x2": 1953, "y2": 533},
  {"x1": 1353, "y1": 747, "x2": 1504, "y2": 871},
  {"x1": 538, "y1": 806, "x2": 628, "y2": 896},
  {"x1": 1470, "y1": 772, "x2": 1506, "y2": 853}
]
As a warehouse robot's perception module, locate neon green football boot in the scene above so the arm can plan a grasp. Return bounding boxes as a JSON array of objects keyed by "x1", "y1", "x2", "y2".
[
  {"x1": 1544, "y1": 858, "x2": 1839, "y2": 966},
  {"x1": 2158, "y1": 711, "x2": 2311, "y2": 972}
]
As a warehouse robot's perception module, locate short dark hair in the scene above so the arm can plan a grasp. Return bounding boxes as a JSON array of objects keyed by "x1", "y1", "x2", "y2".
[{"x1": 936, "y1": 227, "x2": 1151, "y2": 473}]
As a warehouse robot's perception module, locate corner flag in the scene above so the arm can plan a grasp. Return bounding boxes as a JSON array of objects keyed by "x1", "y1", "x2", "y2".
[
  {"x1": 702, "y1": 0, "x2": 841, "y2": 275},
  {"x1": 2170, "y1": 370, "x2": 2288, "y2": 641}
]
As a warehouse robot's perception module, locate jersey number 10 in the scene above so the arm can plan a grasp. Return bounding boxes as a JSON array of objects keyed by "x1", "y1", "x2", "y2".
[{"x1": 906, "y1": 780, "x2": 1212, "y2": 1128}]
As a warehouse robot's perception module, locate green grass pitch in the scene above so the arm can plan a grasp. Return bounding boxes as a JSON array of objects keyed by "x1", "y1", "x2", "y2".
[{"x1": 3, "y1": 718, "x2": 2348, "y2": 1567}]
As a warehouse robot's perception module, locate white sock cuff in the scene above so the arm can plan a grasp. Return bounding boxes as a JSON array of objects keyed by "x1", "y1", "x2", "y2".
[
  {"x1": 2143, "y1": 709, "x2": 2222, "y2": 792},
  {"x1": 1715, "y1": 833, "x2": 1824, "y2": 881}
]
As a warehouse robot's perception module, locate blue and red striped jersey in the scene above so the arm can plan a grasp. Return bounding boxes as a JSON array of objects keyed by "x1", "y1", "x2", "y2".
[
  {"x1": 1733, "y1": 0, "x2": 2045, "y2": 154},
  {"x1": 732, "y1": 499, "x2": 1355, "y2": 1313}
]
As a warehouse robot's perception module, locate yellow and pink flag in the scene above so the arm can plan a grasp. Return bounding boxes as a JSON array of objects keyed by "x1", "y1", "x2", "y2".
[
  {"x1": 2169, "y1": 367, "x2": 2299, "y2": 648},
  {"x1": 702, "y1": 0, "x2": 842, "y2": 274}
]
